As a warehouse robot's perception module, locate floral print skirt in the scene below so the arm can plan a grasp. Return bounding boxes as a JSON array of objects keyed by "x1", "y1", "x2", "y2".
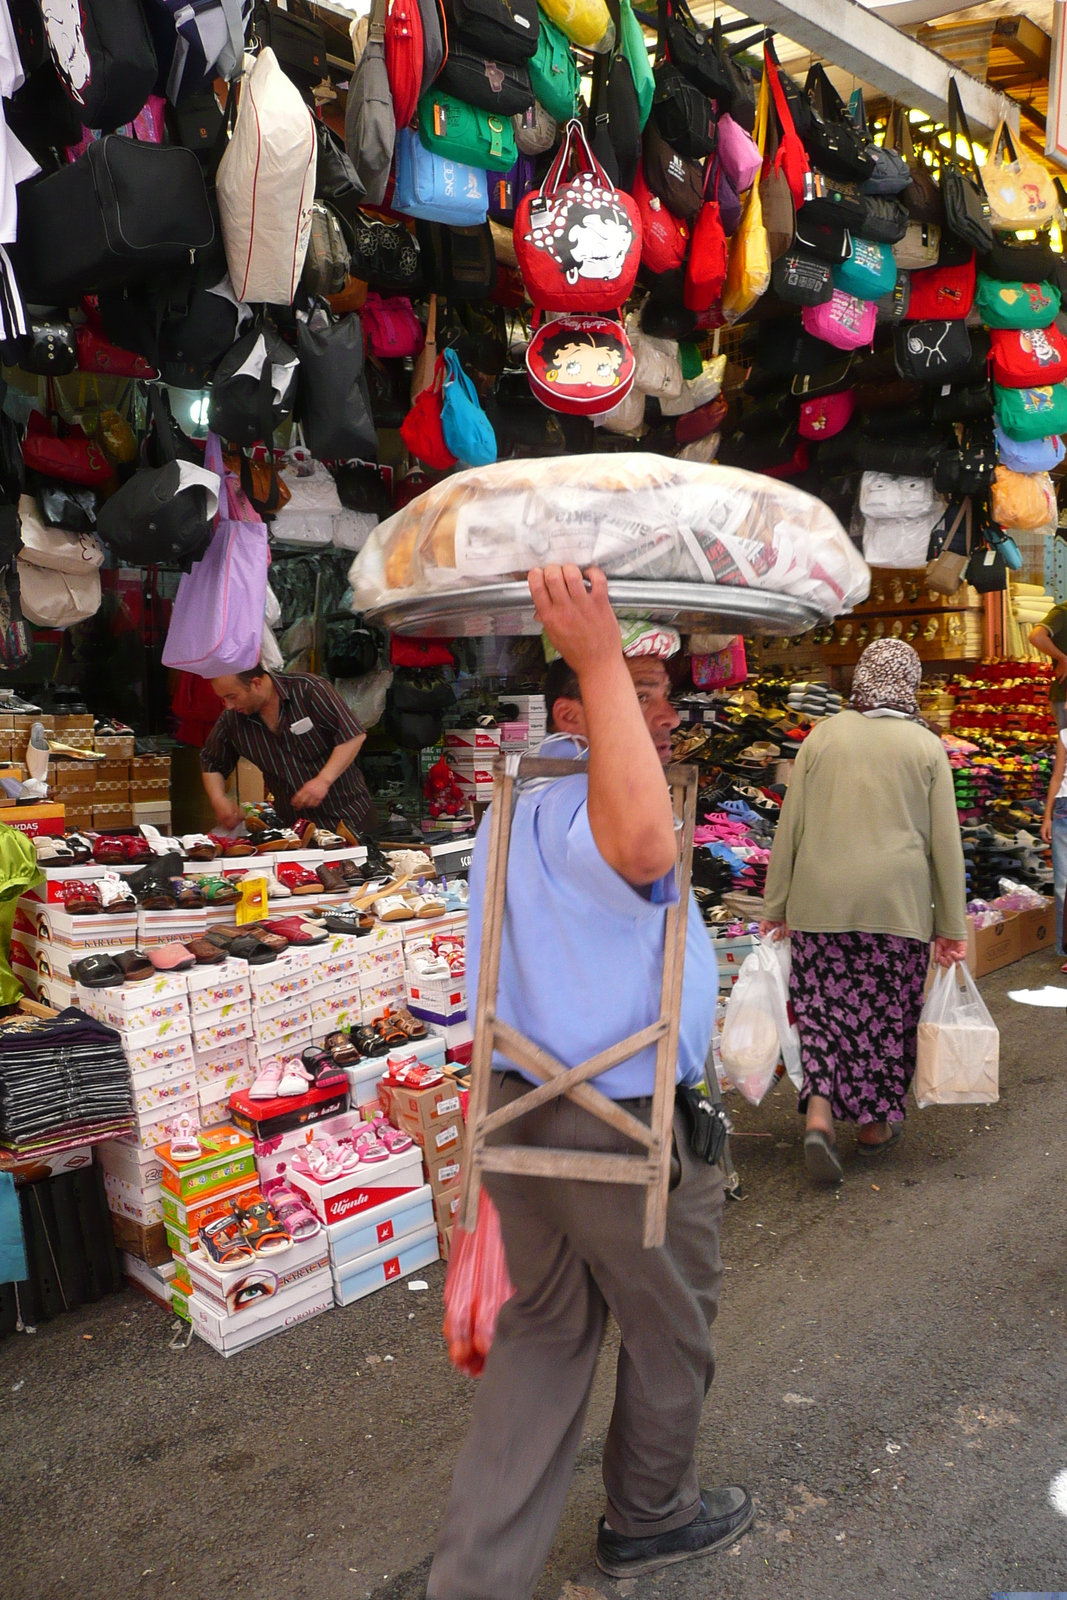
[{"x1": 789, "y1": 930, "x2": 930, "y2": 1125}]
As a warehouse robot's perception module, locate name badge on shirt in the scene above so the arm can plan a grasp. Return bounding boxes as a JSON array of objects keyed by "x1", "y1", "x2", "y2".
[{"x1": 290, "y1": 717, "x2": 313, "y2": 735}]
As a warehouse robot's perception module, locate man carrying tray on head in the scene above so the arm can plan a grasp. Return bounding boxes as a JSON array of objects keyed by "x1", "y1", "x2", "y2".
[{"x1": 427, "y1": 565, "x2": 752, "y2": 1600}]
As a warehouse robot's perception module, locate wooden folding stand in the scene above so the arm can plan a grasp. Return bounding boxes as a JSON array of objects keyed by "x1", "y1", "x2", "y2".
[{"x1": 459, "y1": 753, "x2": 699, "y2": 1250}]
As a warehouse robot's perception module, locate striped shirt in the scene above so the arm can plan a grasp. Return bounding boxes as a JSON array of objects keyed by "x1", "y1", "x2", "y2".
[{"x1": 200, "y1": 672, "x2": 373, "y2": 831}]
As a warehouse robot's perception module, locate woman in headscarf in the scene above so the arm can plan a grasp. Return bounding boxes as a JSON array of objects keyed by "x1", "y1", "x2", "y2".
[{"x1": 760, "y1": 640, "x2": 968, "y2": 1185}]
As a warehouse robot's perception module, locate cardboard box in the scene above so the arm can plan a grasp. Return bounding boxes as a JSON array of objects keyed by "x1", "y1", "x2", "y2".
[
  {"x1": 330, "y1": 1222, "x2": 439, "y2": 1307},
  {"x1": 1016, "y1": 898, "x2": 1056, "y2": 956},
  {"x1": 433, "y1": 1181, "x2": 462, "y2": 1238},
  {"x1": 965, "y1": 912, "x2": 1022, "y2": 978},
  {"x1": 424, "y1": 1143, "x2": 463, "y2": 1196},
  {"x1": 92, "y1": 807, "x2": 134, "y2": 829},
  {"x1": 378, "y1": 1077, "x2": 462, "y2": 1136},
  {"x1": 95, "y1": 736, "x2": 135, "y2": 759},
  {"x1": 110, "y1": 1213, "x2": 171, "y2": 1267},
  {"x1": 325, "y1": 1184, "x2": 435, "y2": 1269},
  {"x1": 5, "y1": 802, "x2": 65, "y2": 837}
]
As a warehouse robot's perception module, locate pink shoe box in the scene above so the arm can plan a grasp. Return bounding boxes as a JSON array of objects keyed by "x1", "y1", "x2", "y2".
[
  {"x1": 115, "y1": 1091, "x2": 200, "y2": 1150},
  {"x1": 251, "y1": 999, "x2": 312, "y2": 1045},
  {"x1": 186, "y1": 1230, "x2": 331, "y2": 1315},
  {"x1": 287, "y1": 1143, "x2": 425, "y2": 1225},
  {"x1": 188, "y1": 1279, "x2": 333, "y2": 1357},
  {"x1": 77, "y1": 985, "x2": 189, "y2": 1032},
  {"x1": 192, "y1": 1011, "x2": 253, "y2": 1055},
  {"x1": 326, "y1": 1183, "x2": 435, "y2": 1270},
  {"x1": 330, "y1": 1223, "x2": 439, "y2": 1307},
  {"x1": 187, "y1": 958, "x2": 251, "y2": 1013},
  {"x1": 193, "y1": 1039, "x2": 252, "y2": 1088},
  {"x1": 125, "y1": 1031, "x2": 195, "y2": 1076}
]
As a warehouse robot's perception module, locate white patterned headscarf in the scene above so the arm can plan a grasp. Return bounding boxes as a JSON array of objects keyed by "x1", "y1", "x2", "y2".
[{"x1": 849, "y1": 638, "x2": 923, "y2": 721}]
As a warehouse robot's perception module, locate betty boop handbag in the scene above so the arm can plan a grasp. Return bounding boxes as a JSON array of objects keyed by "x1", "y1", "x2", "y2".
[{"x1": 525, "y1": 311, "x2": 636, "y2": 415}]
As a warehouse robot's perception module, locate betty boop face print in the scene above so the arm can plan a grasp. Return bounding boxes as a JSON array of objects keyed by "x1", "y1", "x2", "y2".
[{"x1": 42, "y1": 0, "x2": 91, "y2": 103}]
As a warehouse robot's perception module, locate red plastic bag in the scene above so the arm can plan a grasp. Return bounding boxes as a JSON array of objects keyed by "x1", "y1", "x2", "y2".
[{"x1": 442, "y1": 1188, "x2": 515, "y2": 1378}]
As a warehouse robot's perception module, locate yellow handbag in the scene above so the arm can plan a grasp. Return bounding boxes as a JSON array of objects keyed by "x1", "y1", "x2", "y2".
[
  {"x1": 722, "y1": 66, "x2": 771, "y2": 322},
  {"x1": 984, "y1": 122, "x2": 1061, "y2": 232},
  {"x1": 990, "y1": 465, "x2": 1056, "y2": 530},
  {"x1": 539, "y1": 0, "x2": 614, "y2": 53}
]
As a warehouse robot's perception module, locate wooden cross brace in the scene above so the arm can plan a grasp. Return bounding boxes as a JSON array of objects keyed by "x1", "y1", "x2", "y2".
[{"x1": 458, "y1": 753, "x2": 699, "y2": 1249}]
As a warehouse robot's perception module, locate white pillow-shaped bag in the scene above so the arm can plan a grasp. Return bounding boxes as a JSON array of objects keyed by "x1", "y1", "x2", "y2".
[
  {"x1": 217, "y1": 49, "x2": 317, "y2": 305},
  {"x1": 18, "y1": 495, "x2": 104, "y2": 575},
  {"x1": 858, "y1": 471, "x2": 936, "y2": 520},
  {"x1": 17, "y1": 560, "x2": 101, "y2": 628}
]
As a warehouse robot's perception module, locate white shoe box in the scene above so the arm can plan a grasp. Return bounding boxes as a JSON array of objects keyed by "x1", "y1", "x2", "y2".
[
  {"x1": 287, "y1": 1143, "x2": 424, "y2": 1225},
  {"x1": 189, "y1": 1277, "x2": 333, "y2": 1356},
  {"x1": 186, "y1": 1231, "x2": 330, "y2": 1315}
]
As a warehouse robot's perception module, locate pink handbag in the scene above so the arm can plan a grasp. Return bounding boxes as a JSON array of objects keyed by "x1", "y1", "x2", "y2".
[
  {"x1": 361, "y1": 294, "x2": 425, "y2": 360},
  {"x1": 798, "y1": 387, "x2": 856, "y2": 440},
  {"x1": 715, "y1": 113, "x2": 762, "y2": 195},
  {"x1": 802, "y1": 289, "x2": 876, "y2": 351}
]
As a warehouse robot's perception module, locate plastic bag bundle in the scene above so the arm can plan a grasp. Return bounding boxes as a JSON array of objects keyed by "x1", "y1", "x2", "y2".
[
  {"x1": 720, "y1": 937, "x2": 797, "y2": 1105},
  {"x1": 442, "y1": 1188, "x2": 515, "y2": 1378},
  {"x1": 350, "y1": 455, "x2": 870, "y2": 619},
  {"x1": 914, "y1": 964, "x2": 999, "y2": 1108}
]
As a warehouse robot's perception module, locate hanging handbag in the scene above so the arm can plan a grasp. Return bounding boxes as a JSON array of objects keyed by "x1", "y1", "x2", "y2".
[
  {"x1": 393, "y1": 126, "x2": 489, "y2": 225},
  {"x1": 514, "y1": 118, "x2": 641, "y2": 313},
  {"x1": 303, "y1": 202, "x2": 352, "y2": 298},
  {"x1": 966, "y1": 541, "x2": 1007, "y2": 593},
  {"x1": 886, "y1": 109, "x2": 943, "y2": 225},
  {"x1": 349, "y1": 211, "x2": 421, "y2": 291},
  {"x1": 876, "y1": 273, "x2": 911, "y2": 324},
  {"x1": 345, "y1": 0, "x2": 396, "y2": 207},
  {"x1": 42, "y1": 0, "x2": 157, "y2": 130},
  {"x1": 860, "y1": 194, "x2": 910, "y2": 245},
  {"x1": 314, "y1": 119, "x2": 366, "y2": 229},
  {"x1": 658, "y1": 0, "x2": 734, "y2": 107},
  {"x1": 975, "y1": 275, "x2": 1060, "y2": 330},
  {"x1": 718, "y1": 112, "x2": 762, "y2": 194},
  {"x1": 644, "y1": 121, "x2": 703, "y2": 221},
  {"x1": 721, "y1": 67, "x2": 771, "y2": 322},
  {"x1": 803, "y1": 288, "x2": 876, "y2": 351},
  {"x1": 97, "y1": 388, "x2": 219, "y2": 566},
  {"x1": 621, "y1": 0, "x2": 653, "y2": 129},
  {"x1": 995, "y1": 380, "x2": 1067, "y2": 442},
  {"x1": 984, "y1": 120, "x2": 1060, "y2": 232},
  {"x1": 386, "y1": 0, "x2": 425, "y2": 129},
  {"x1": 401, "y1": 355, "x2": 458, "y2": 469},
  {"x1": 933, "y1": 436, "x2": 996, "y2": 496},
  {"x1": 418, "y1": 89, "x2": 518, "y2": 171},
  {"x1": 588, "y1": 37, "x2": 642, "y2": 192},
  {"x1": 801, "y1": 63, "x2": 877, "y2": 185},
  {"x1": 21, "y1": 320, "x2": 77, "y2": 376},
  {"x1": 253, "y1": 3, "x2": 326, "y2": 89},
  {"x1": 22, "y1": 408, "x2": 113, "y2": 488},
  {"x1": 17, "y1": 495, "x2": 104, "y2": 576},
  {"x1": 759, "y1": 108, "x2": 795, "y2": 263},
  {"x1": 437, "y1": 46, "x2": 535, "y2": 118},
  {"x1": 526, "y1": 311, "x2": 636, "y2": 414},
  {"x1": 763, "y1": 40, "x2": 809, "y2": 208},
  {"x1": 994, "y1": 420, "x2": 1066, "y2": 473},
  {"x1": 797, "y1": 387, "x2": 854, "y2": 440},
  {"x1": 684, "y1": 159, "x2": 729, "y2": 312},
  {"x1": 772, "y1": 248, "x2": 832, "y2": 306},
  {"x1": 794, "y1": 216, "x2": 852, "y2": 261},
  {"x1": 440, "y1": 348, "x2": 498, "y2": 464},
  {"x1": 443, "y1": 0, "x2": 540, "y2": 66},
  {"x1": 925, "y1": 496, "x2": 972, "y2": 593},
  {"x1": 514, "y1": 102, "x2": 559, "y2": 155},
  {"x1": 633, "y1": 164, "x2": 690, "y2": 275},
  {"x1": 990, "y1": 465, "x2": 1057, "y2": 530},
  {"x1": 361, "y1": 294, "x2": 425, "y2": 360},
  {"x1": 855, "y1": 435, "x2": 942, "y2": 475},
  {"x1": 851, "y1": 91, "x2": 910, "y2": 197},
  {"x1": 981, "y1": 236, "x2": 1057, "y2": 284},
  {"x1": 893, "y1": 220, "x2": 940, "y2": 271},
  {"x1": 297, "y1": 309, "x2": 378, "y2": 463},
  {"x1": 991, "y1": 324, "x2": 1067, "y2": 389},
  {"x1": 208, "y1": 320, "x2": 299, "y2": 448},
  {"x1": 931, "y1": 379, "x2": 993, "y2": 423},
  {"x1": 798, "y1": 170, "x2": 867, "y2": 233},
  {"x1": 650, "y1": 63, "x2": 715, "y2": 160},
  {"x1": 528, "y1": 11, "x2": 580, "y2": 123},
  {"x1": 894, "y1": 319, "x2": 974, "y2": 384},
  {"x1": 939, "y1": 81, "x2": 993, "y2": 254},
  {"x1": 906, "y1": 255, "x2": 975, "y2": 321},
  {"x1": 833, "y1": 237, "x2": 896, "y2": 301},
  {"x1": 420, "y1": 220, "x2": 498, "y2": 299},
  {"x1": 489, "y1": 150, "x2": 537, "y2": 223},
  {"x1": 37, "y1": 484, "x2": 98, "y2": 533}
]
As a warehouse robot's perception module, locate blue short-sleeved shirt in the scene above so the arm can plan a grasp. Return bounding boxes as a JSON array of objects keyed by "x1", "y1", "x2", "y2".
[{"x1": 466, "y1": 749, "x2": 718, "y2": 1100}]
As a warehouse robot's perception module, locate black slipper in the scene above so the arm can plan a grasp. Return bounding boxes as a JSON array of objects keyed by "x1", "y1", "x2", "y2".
[
  {"x1": 854, "y1": 1124, "x2": 904, "y2": 1157},
  {"x1": 803, "y1": 1129, "x2": 844, "y2": 1184},
  {"x1": 69, "y1": 954, "x2": 124, "y2": 988}
]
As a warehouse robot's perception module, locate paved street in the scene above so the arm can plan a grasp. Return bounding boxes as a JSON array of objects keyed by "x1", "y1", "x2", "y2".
[{"x1": 3, "y1": 946, "x2": 1066, "y2": 1600}]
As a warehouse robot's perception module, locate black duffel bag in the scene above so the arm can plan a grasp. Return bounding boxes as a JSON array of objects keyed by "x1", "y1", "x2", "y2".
[
  {"x1": 12, "y1": 136, "x2": 214, "y2": 305},
  {"x1": 771, "y1": 249, "x2": 833, "y2": 306},
  {"x1": 651, "y1": 62, "x2": 716, "y2": 160},
  {"x1": 297, "y1": 309, "x2": 378, "y2": 462},
  {"x1": 659, "y1": 0, "x2": 735, "y2": 108},
  {"x1": 801, "y1": 64, "x2": 877, "y2": 185},
  {"x1": 96, "y1": 387, "x2": 215, "y2": 566},
  {"x1": 442, "y1": 0, "x2": 539, "y2": 66},
  {"x1": 436, "y1": 41, "x2": 534, "y2": 115}
]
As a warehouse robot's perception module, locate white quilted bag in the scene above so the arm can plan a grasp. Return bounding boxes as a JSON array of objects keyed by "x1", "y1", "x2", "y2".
[
  {"x1": 270, "y1": 450, "x2": 342, "y2": 547},
  {"x1": 217, "y1": 49, "x2": 317, "y2": 305}
]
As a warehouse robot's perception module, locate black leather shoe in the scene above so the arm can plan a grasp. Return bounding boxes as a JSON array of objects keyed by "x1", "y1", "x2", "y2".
[{"x1": 595, "y1": 1488, "x2": 754, "y2": 1578}]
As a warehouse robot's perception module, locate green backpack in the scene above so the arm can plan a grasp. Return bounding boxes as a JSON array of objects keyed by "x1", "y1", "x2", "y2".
[
  {"x1": 975, "y1": 274, "x2": 1061, "y2": 330},
  {"x1": 619, "y1": 0, "x2": 653, "y2": 129},
  {"x1": 528, "y1": 12, "x2": 579, "y2": 126},
  {"x1": 417, "y1": 90, "x2": 517, "y2": 172},
  {"x1": 994, "y1": 380, "x2": 1067, "y2": 442}
]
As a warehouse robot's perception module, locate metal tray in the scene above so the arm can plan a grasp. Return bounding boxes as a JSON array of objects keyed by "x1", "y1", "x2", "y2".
[{"x1": 366, "y1": 582, "x2": 824, "y2": 639}]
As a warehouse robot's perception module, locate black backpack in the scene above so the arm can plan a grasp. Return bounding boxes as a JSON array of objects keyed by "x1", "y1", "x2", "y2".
[
  {"x1": 96, "y1": 387, "x2": 213, "y2": 567},
  {"x1": 443, "y1": 0, "x2": 539, "y2": 65},
  {"x1": 98, "y1": 233, "x2": 237, "y2": 390},
  {"x1": 436, "y1": 43, "x2": 535, "y2": 116},
  {"x1": 349, "y1": 211, "x2": 421, "y2": 292},
  {"x1": 418, "y1": 221, "x2": 497, "y2": 300},
  {"x1": 42, "y1": 0, "x2": 158, "y2": 131},
  {"x1": 209, "y1": 320, "x2": 300, "y2": 447},
  {"x1": 651, "y1": 63, "x2": 715, "y2": 159},
  {"x1": 253, "y1": 3, "x2": 327, "y2": 90}
]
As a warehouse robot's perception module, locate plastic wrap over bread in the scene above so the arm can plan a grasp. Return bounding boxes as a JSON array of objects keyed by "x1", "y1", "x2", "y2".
[{"x1": 350, "y1": 455, "x2": 870, "y2": 617}]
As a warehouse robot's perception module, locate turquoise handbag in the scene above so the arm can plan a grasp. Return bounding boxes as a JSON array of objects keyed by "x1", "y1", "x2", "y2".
[
  {"x1": 833, "y1": 238, "x2": 897, "y2": 302},
  {"x1": 441, "y1": 349, "x2": 497, "y2": 466}
]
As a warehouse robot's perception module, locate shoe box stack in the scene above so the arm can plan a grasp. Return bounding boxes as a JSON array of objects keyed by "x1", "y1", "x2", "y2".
[
  {"x1": 351, "y1": 925, "x2": 407, "y2": 1033},
  {"x1": 377, "y1": 1068, "x2": 467, "y2": 1261},
  {"x1": 444, "y1": 727, "x2": 500, "y2": 812},
  {"x1": 188, "y1": 958, "x2": 254, "y2": 1126},
  {"x1": 506, "y1": 694, "x2": 547, "y2": 748},
  {"x1": 137, "y1": 905, "x2": 208, "y2": 951},
  {"x1": 404, "y1": 919, "x2": 472, "y2": 1067},
  {"x1": 45, "y1": 748, "x2": 170, "y2": 837},
  {"x1": 13, "y1": 869, "x2": 136, "y2": 1010}
]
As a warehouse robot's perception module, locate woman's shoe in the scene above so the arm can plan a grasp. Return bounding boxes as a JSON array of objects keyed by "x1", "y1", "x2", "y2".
[
  {"x1": 803, "y1": 1129, "x2": 843, "y2": 1184},
  {"x1": 854, "y1": 1123, "x2": 904, "y2": 1157}
]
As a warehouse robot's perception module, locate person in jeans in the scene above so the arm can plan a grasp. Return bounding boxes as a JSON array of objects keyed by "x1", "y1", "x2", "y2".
[
  {"x1": 1040, "y1": 726, "x2": 1067, "y2": 967},
  {"x1": 427, "y1": 565, "x2": 752, "y2": 1600},
  {"x1": 761, "y1": 639, "x2": 968, "y2": 1185},
  {"x1": 1029, "y1": 603, "x2": 1067, "y2": 730}
]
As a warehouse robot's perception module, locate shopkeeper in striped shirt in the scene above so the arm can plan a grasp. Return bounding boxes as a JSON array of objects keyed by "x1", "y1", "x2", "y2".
[{"x1": 200, "y1": 666, "x2": 376, "y2": 834}]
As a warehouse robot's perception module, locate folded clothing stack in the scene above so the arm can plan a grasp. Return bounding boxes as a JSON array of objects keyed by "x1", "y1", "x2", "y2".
[{"x1": 0, "y1": 1008, "x2": 133, "y2": 1157}]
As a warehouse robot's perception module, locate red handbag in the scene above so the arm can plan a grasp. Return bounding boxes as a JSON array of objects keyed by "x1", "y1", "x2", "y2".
[
  {"x1": 632, "y1": 164, "x2": 689, "y2": 277},
  {"x1": 400, "y1": 355, "x2": 458, "y2": 471},
  {"x1": 764, "y1": 41, "x2": 810, "y2": 209},
  {"x1": 684, "y1": 159, "x2": 729, "y2": 313},
  {"x1": 905, "y1": 255, "x2": 975, "y2": 321},
  {"x1": 514, "y1": 118, "x2": 642, "y2": 314},
  {"x1": 76, "y1": 325, "x2": 158, "y2": 379},
  {"x1": 385, "y1": 0, "x2": 424, "y2": 130},
  {"x1": 674, "y1": 394, "x2": 727, "y2": 443},
  {"x1": 798, "y1": 387, "x2": 855, "y2": 440},
  {"x1": 525, "y1": 312, "x2": 636, "y2": 416},
  {"x1": 990, "y1": 323, "x2": 1067, "y2": 388},
  {"x1": 22, "y1": 410, "x2": 114, "y2": 486}
]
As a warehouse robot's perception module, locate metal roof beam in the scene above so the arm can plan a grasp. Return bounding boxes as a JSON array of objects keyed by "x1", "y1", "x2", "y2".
[{"x1": 707, "y1": 0, "x2": 1019, "y2": 133}]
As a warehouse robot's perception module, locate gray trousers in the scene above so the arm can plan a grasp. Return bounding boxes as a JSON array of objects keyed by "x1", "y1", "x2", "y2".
[{"x1": 427, "y1": 1072, "x2": 725, "y2": 1600}]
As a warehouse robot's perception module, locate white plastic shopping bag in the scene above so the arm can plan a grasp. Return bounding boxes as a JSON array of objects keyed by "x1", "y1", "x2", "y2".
[
  {"x1": 766, "y1": 937, "x2": 802, "y2": 1090},
  {"x1": 720, "y1": 938, "x2": 787, "y2": 1106},
  {"x1": 914, "y1": 963, "x2": 999, "y2": 1108}
]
